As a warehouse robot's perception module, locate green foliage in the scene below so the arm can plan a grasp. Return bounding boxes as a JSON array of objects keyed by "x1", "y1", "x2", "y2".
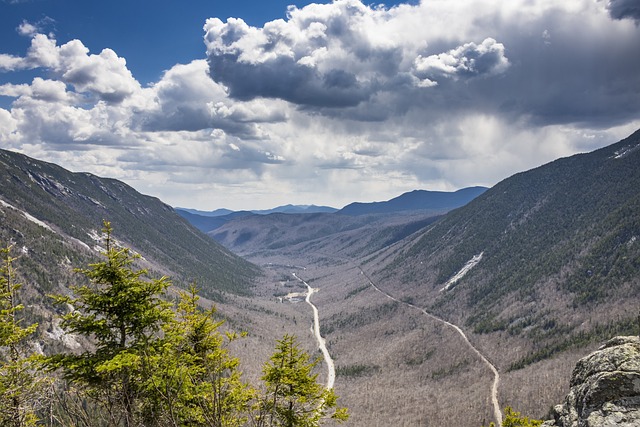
[
  {"x1": 145, "y1": 285, "x2": 252, "y2": 426},
  {"x1": 482, "y1": 407, "x2": 543, "y2": 427},
  {"x1": 47, "y1": 221, "x2": 174, "y2": 426},
  {"x1": 256, "y1": 334, "x2": 348, "y2": 426},
  {"x1": 0, "y1": 246, "x2": 44, "y2": 427},
  {"x1": 0, "y1": 246, "x2": 38, "y2": 358}
]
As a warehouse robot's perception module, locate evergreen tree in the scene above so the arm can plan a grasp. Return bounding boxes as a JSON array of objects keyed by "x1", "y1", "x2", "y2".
[
  {"x1": 482, "y1": 407, "x2": 543, "y2": 427},
  {"x1": 255, "y1": 334, "x2": 348, "y2": 427},
  {"x1": 0, "y1": 245, "x2": 41, "y2": 427},
  {"x1": 47, "y1": 221, "x2": 173, "y2": 426},
  {"x1": 145, "y1": 285, "x2": 252, "y2": 426}
]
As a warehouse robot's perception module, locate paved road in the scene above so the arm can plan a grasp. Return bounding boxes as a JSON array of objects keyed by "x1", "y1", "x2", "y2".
[
  {"x1": 293, "y1": 273, "x2": 336, "y2": 390},
  {"x1": 359, "y1": 267, "x2": 503, "y2": 426}
]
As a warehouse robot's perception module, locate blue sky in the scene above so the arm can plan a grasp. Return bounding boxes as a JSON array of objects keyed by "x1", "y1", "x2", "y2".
[
  {"x1": 0, "y1": 0, "x2": 344, "y2": 84},
  {"x1": 1, "y1": 0, "x2": 639, "y2": 210}
]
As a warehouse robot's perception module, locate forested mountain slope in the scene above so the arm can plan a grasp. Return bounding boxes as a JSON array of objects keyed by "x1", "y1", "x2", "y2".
[
  {"x1": 0, "y1": 148, "x2": 260, "y2": 300},
  {"x1": 369, "y1": 129, "x2": 640, "y2": 369}
]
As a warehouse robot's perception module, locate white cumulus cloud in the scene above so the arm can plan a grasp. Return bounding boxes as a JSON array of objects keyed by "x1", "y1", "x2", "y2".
[
  {"x1": 203, "y1": 0, "x2": 445, "y2": 108},
  {"x1": 3, "y1": 33, "x2": 140, "y2": 103},
  {"x1": 412, "y1": 38, "x2": 509, "y2": 87}
]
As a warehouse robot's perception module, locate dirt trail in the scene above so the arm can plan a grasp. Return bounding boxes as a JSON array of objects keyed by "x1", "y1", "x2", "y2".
[
  {"x1": 359, "y1": 267, "x2": 503, "y2": 426},
  {"x1": 293, "y1": 273, "x2": 336, "y2": 389}
]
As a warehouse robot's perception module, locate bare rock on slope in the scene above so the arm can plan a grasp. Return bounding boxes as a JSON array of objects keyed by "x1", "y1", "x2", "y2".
[{"x1": 543, "y1": 336, "x2": 640, "y2": 427}]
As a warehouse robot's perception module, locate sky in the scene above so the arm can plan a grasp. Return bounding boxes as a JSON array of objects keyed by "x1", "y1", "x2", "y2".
[{"x1": 0, "y1": 0, "x2": 639, "y2": 211}]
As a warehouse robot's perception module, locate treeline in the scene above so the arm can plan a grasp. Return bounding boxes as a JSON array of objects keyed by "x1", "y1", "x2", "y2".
[
  {"x1": 507, "y1": 316, "x2": 638, "y2": 372},
  {"x1": 0, "y1": 222, "x2": 348, "y2": 427}
]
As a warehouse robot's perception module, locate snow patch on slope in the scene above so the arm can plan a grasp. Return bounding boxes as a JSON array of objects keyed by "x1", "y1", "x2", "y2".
[
  {"x1": 0, "y1": 198, "x2": 54, "y2": 232},
  {"x1": 87, "y1": 229, "x2": 145, "y2": 259},
  {"x1": 612, "y1": 143, "x2": 640, "y2": 159},
  {"x1": 440, "y1": 252, "x2": 484, "y2": 291},
  {"x1": 87, "y1": 229, "x2": 106, "y2": 252}
]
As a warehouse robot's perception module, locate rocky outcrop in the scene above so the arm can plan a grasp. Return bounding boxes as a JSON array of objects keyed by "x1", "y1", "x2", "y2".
[{"x1": 543, "y1": 336, "x2": 640, "y2": 427}]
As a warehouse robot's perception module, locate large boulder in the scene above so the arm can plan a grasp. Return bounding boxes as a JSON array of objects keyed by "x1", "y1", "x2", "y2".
[{"x1": 543, "y1": 336, "x2": 640, "y2": 427}]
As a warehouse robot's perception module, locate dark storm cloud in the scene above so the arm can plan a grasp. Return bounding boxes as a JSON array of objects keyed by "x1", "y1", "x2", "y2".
[
  {"x1": 202, "y1": 2, "x2": 511, "y2": 119},
  {"x1": 202, "y1": 2, "x2": 422, "y2": 110},
  {"x1": 203, "y1": 0, "x2": 640, "y2": 130},
  {"x1": 134, "y1": 60, "x2": 284, "y2": 139},
  {"x1": 607, "y1": 0, "x2": 640, "y2": 22},
  {"x1": 208, "y1": 53, "x2": 372, "y2": 108},
  {"x1": 480, "y1": 18, "x2": 640, "y2": 127}
]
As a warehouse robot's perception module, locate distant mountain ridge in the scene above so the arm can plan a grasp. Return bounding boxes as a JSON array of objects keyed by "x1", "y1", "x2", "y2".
[
  {"x1": 337, "y1": 187, "x2": 488, "y2": 215},
  {"x1": 175, "y1": 210, "x2": 255, "y2": 234},
  {"x1": 177, "y1": 204, "x2": 337, "y2": 217},
  {"x1": 254, "y1": 204, "x2": 338, "y2": 215},
  {"x1": 175, "y1": 205, "x2": 339, "y2": 234},
  {"x1": 177, "y1": 207, "x2": 235, "y2": 217},
  {"x1": 199, "y1": 187, "x2": 487, "y2": 257},
  {"x1": 178, "y1": 188, "x2": 486, "y2": 236}
]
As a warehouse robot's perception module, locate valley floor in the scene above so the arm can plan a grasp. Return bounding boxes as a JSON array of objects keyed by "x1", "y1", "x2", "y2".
[{"x1": 240, "y1": 251, "x2": 553, "y2": 427}]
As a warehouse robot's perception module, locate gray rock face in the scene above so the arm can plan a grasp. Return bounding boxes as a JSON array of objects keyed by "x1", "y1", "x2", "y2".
[{"x1": 543, "y1": 336, "x2": 640, "y2": 427}]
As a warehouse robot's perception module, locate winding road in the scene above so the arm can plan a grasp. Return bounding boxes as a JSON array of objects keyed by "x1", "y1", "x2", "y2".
[
  {"x1": 359, "y1": 267, "x2": 503, "y2": 426},
  {"x1": 290, "y1": 266, "x2": 502, "y2": 426},
  {"x1": 293, "y1": 273, "x2": 336, "y2": 390}
]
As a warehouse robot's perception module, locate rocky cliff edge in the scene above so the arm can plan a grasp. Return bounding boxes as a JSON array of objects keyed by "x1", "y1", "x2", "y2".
[{"x1": 543, "y1": 336, "x2": 640, "y2": 427}]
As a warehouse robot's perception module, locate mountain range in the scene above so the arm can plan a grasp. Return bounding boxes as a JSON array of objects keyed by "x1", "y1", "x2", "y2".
[
  {"x1": 1, "y1": 129, "x2": 639, "y2": 427},
  {"x1": 178, "y1": 187, "x2": 487, "y2": 256}
]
